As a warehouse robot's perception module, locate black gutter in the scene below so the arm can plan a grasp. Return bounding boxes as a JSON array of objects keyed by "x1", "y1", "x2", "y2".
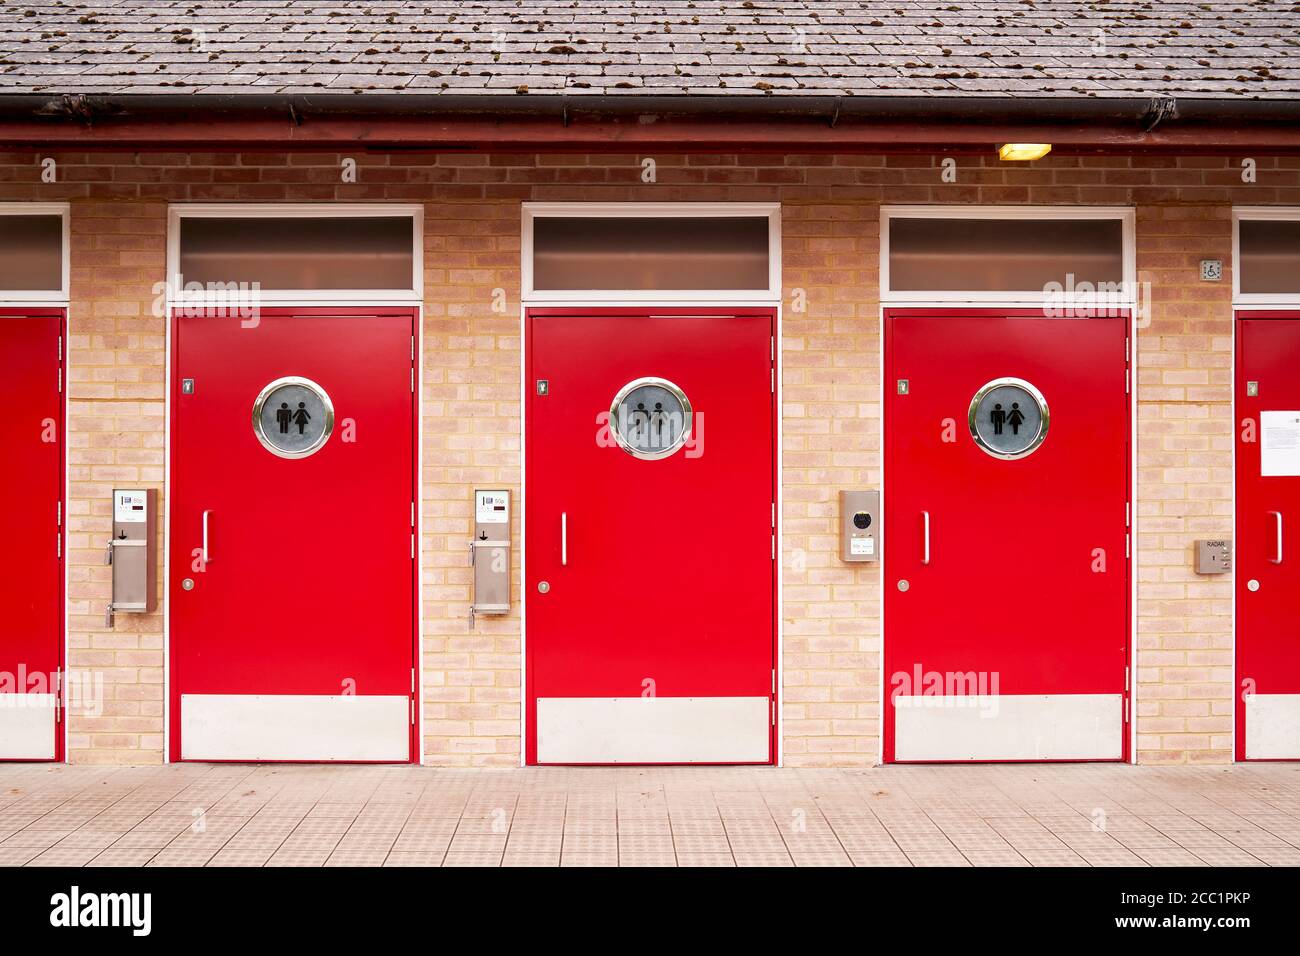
[{"x1": 3, "y1": 92, "x2": 1300, "y2": 126}]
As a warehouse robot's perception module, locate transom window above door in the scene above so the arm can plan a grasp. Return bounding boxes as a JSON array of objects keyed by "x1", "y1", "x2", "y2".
[
  {"x1": 881, "y1": 205, "x2": 1135, "y2": 307},
  {"x1": 168, "y1": 204, "x2": 423, "y2": 306},
  {"x1": 522, "y1": 202, "x2": 781, "y2": 303}
]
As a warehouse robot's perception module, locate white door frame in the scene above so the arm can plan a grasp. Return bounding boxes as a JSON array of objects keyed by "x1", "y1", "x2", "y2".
[
  {"x1": 519, "y1": 201, "x2": 783, "y2": 765},
  {"x1": 0, "y1": 202, "x2": 70, "y2": 761},
  {"x1": 879, "y1": 204, "x2": 1139, "y2": 764},
  {"x1": 163, "y1": 202, "x2": 425, "y2": 762}
]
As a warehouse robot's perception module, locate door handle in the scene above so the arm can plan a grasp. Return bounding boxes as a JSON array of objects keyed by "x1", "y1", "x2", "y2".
[
  {"x1": 1269, "y1": 511, "x2": 1283, "y2": 564},
  {"x1": 202, "y1": 509, "x2": 212, "y2": 564},
  {"x1": 561, "y1": 512, "x2": 567, "y2": 566},
  {"x1": 921, "y1": 511, "x2": 931, "y2": 566}
]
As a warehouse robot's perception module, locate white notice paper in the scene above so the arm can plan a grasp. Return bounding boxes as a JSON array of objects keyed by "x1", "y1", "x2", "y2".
[{"x1": 1261, "y1": 411, "x2": 1300, "y2": 477}]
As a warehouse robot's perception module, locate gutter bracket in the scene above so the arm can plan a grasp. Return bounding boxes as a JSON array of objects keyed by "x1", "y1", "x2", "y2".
[
  {"x1": 288, "y1": 103, "x2": 302, "y2": 127},
  {"x1": 828, "y1": 96, "x2": 841, "y2": 128},
  {"x1": 34, "y1": 93, "x2": 97, "y2": 126},
  {"x1": 1140, "y1": 96, "x2": 1178, "y2": 133}
]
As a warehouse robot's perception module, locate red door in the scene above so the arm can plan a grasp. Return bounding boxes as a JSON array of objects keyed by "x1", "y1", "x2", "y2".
[
  {"x1": 1236, "y1": 311, "x2": 1300, "y2": 760},
  {"x1": 526, "y1": 308, "x2": 776, "y2": 765},
  {"x1": 170, "y1": 307, "x2": 416, "y2": 762},
  {"x1": 884, "y1": 309, "x2": 1129, "y2": 762},
  {"x1": 0, "y1": 309, "x2": 63, "y2": 761}
]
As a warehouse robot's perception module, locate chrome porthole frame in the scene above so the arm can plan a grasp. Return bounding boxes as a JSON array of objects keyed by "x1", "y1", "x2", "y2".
[
  {"x1": 251, "y1": 375, "x2": 335, "y2": 460},
  {"x1": 608, "y1": 376, "x2": 693, "y2": 461},
  {"x1": 967, "y1": 376, "x2": 1050, "y2": 461}
]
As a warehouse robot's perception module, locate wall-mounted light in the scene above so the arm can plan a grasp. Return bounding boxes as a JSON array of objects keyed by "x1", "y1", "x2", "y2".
[{"x1": 998, "y1": 143, "x2": 1052, "y2": 161}]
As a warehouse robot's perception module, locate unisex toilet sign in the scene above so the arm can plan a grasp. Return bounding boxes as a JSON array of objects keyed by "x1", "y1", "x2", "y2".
[
  {"x1": 252, "y1": 376, "x2": 335, "y2": 459},
  {"x1": 609, "y1": 376, "x2": 693, "y2": 460},
  {"x1": 968, "y1": 377, "x2": 1050, "y2": 459}
]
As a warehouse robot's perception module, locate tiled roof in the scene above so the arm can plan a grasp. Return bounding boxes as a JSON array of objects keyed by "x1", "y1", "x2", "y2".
[{"x1": 1, "y1": 0, "x2": 1299, "y2": 100}]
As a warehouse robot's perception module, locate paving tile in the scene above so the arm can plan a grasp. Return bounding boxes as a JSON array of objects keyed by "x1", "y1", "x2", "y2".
[{"x1": 2, "y1": 764, "x2": 1300, "y2": 868}]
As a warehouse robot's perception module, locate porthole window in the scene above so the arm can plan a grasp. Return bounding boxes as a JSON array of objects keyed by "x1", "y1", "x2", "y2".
[
  {"x1": 968, "y1": 378, "x2": 1049, "y2": 460},
  {"x1": 609, "y1": 377, "x2": 693, "y2": 460},
  {"x1": 252, "y1": 376, "x2": 335, "y2": 459}
]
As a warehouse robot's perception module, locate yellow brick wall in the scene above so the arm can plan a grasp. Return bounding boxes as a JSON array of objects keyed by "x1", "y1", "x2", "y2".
[
  {"x1": 1134, "y1": 203, "x2": 1235, "y2": 763},
  {"x1": 2, "y1": 151, "x2": 1292, "y2": 766}
]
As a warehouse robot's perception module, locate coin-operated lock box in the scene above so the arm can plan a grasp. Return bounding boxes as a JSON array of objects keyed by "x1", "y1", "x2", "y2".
[
  {"x1": 105, "y1": 488, "x2": 158, "y2": 626},
  {"x1": 840, "y1": 490, "x2": 881, "y2": 563},
  {"x1": 470, "y1": 489, "x2": 511, "y2": 622}
]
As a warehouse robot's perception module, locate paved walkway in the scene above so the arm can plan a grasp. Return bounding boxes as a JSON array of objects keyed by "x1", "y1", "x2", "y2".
[{"x1": 2, "y1": 762, "x2": 1299, "y2": 867}]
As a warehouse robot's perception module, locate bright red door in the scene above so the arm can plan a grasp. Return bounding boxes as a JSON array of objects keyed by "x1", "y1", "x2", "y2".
[
  {"x1": 170, "y1": 308, "x2": 416, "y2": 762},
  {"x1": 526, "y1": 308, "x2": 776, "y2": 765},
  {"x1": 1236, "y1": 312, "x2": 1300, "y2": 760},
  {"x1": 884, "y1": 309, "x2": 1129, "y2": 762},
  {"x1": 0, "y1": 309, "x2": 63, "y2": 760}
]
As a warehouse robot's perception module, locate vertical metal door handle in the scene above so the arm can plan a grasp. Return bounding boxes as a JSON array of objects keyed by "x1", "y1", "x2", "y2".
[
  {"x1": 561, "y1": 512, "x2": 567, "y2": 566},
  {"x1": 202, "y1": 509, "x2": 212, "y2": 563},
  {"x1": 921, "y1": 511, "x2": 931, "y2": 566},
  {"x1": 1270, "y1": 511, "x2": 1283, "y2": 564}
]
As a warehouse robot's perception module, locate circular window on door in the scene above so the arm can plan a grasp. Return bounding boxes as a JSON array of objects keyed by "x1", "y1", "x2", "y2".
[
  {"x1": 968, "y1": 377, "x2": 1050, "y2": 460},
  {"x1": 609, "y1": 377, "x2": 693, "y2": 460},
  {"x1": 252, "y1": 376, "x2": 335, "y2": 459}
]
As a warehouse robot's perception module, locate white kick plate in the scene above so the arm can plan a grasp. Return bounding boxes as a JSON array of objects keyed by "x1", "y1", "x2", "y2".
[
  {"x1": 0, "y1": 694, "x2": 56, "y2": 760},
  {"x1": 537, "y1": 696, "x2": 771, "y2": 764},
  {"x1": 894, "y1": 693, "x2": 1123, "y2": 761},
  {"x1": 1245, "y1": 694, "x2": 1300, "y2": 759},
  {"x1": 181, "y1": 694, "x2": 409, "y2": 761}
]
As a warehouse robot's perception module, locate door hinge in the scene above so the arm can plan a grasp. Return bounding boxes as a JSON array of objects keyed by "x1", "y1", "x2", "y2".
[
  {"x1": 411, "y1": 501, "x2": 416, "y2": 528},
  {"x1": 412, "y1": 668, "x2": 417, "y2": 693},
  {"x1": 1125, "y1": 502, "x2": 1130, "y2": 528},
  {"x1": 411, "y1": 368, "x2": 415, "y2": 393},
  {"x1": 770, "y1": 368, "x2": 775, "y2": 393},
  {"x1": 1125, "y1": 533, "x2": 1131, "y2": 559},
  {"x1": 57, "y1": 501, "x2": 62, "y2": 527},
  {"x1": 1125, "y1": 665, "x2": 1130, "y2": 691},
  {"x1": 410, "y1": 698, "x2": 416, "y2": 725},
  {"x1": 411, "y1": 534, "x2": 416, "y2": 558},
  {"x1": 411, "y1": 335, "x2": 415, "y2": 361},
  {"x1": 770, "y1": 336, "x2": 775, "y2": 361},
  {"x1": 772, "y1": 669, "x2": 776, "y2": 694},
  {"x1": 57, "y1": 367, "x2": 62, "y2": 393},
  {"x1": 771, "y1": 534, "x2": 776, "y2": 560},
  {"x1": 771, "y1": 502, "x2": 776, "y2": 529},
  {"x1": 58, "y1": 335, "x2": 63, "y2": 361},
  {"x1": 1125, "y1": 368, "x2": 1130, "y2": 394},
  {"x1": 54, "y1": 671, "x2": 61, "y2": 723},
  {"x1": 1124, "y1": 695, "x2": 1130, "y2": 724},
  {"x1": 56, "y1": 534, "x2": 61, "y2": 559},
  {"x1": 771, "y1": 699, "x2": 776, "y2": 726}
]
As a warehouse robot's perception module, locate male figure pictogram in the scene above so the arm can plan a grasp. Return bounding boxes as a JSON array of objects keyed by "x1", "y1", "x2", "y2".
[{"x1": 990, "y1": 402, "x2": 1006, "y2": 435}]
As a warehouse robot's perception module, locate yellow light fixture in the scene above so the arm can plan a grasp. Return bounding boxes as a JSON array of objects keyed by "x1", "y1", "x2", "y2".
[{"x1": 998, "y1": 143, "x2": 1052, "y2": 161}]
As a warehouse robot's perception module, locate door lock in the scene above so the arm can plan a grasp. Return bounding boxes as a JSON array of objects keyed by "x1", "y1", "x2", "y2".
[{"x1": 537, "y1": 581, "x2": 550, "y2": 594}]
